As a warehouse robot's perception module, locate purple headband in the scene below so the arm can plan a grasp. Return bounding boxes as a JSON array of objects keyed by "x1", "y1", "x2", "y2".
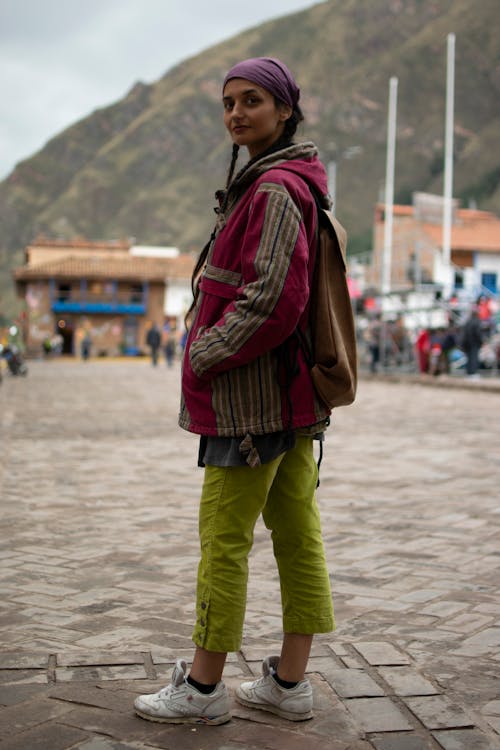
[{"x1": 223, "y1": 57, "x2": 300, "y2": 109}]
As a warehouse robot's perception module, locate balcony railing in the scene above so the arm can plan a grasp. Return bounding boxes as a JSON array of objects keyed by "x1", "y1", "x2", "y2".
[{"x1": 50, "y1": 284, "x2": 148, "y2": 315}]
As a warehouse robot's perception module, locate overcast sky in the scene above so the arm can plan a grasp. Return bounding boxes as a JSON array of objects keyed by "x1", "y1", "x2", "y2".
[{"x1": 0, "y1": 0, "x2": 316, "y2": 180}]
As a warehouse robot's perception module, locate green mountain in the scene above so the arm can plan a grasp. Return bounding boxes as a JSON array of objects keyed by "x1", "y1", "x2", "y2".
[{"x1": 1, "y1": 0, "x2": 499, "y2": 317}]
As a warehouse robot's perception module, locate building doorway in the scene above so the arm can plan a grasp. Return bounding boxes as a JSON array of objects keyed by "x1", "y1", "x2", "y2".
[
  {"x1": 56, "y1": 318, "x2": 74, "y2": 354},
  {"x1": 123, "y1": 317, "x2": 139, "y2": 355}
]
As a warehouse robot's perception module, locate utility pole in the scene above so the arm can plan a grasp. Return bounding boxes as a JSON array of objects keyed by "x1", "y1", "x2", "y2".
[
  {"x1": 381, "y1": 77, "x2": 398, "y2": 297},
  {"x1": 442, "y1": 32, "x2": 455, "y2": 295}
]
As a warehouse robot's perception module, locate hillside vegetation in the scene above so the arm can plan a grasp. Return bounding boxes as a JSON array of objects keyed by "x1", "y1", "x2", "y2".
[{"x1": 1, "y1": 0, "x2": 499, "y2": 316}]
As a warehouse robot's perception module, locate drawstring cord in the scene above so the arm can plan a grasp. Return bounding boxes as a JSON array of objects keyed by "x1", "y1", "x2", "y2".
[{"x1": 316, "y1": 439, "x2": 323, "y2": 488}]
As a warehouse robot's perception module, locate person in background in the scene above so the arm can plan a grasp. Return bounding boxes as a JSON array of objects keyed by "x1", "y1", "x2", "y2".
[
  {"x1": 440, "y1": 325, "x2": 457, "y2": 374},
  {"x1": 42, "y1": 338, "x2": 52, "y2": 357},
  {"x1": 146, "y1": 322, "x2": 161, "y2": 366},
  {"x1": 415, "y1": 327, "x2": 431, "y2": 374},
  {"x1": 428, "y1": 329, "x2": 443, "y2": 376},
  {"x1": 391, "y1": 317, "x2": 410, "y2": 368},
  {"x1": 477, "y1": 295, "x2": 493, "y2": 336},
  {"x1": 461, "y1": 308, "x2": 483, "y2": 377},
  {"x1": 134, "y1": 56, "x2": 336, "y2": 726},
  {"x1": 162, "y1": 318, "x2": 177, "y2": 367},
  {"x1": 367, "y1": 315, "x2": 381, "y2": 373},
  {"x1": 81, "y1": 331, "x2": 91, "y2": 360}
]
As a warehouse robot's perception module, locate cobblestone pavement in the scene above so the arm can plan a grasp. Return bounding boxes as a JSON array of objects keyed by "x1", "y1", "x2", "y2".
[{"x1": 1, "y1": 359, "x2": 499, "y2": 750}]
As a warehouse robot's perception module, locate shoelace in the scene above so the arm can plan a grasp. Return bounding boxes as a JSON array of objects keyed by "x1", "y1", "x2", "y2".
[
  {"x1": 157, "y1": 684, "x2": 176, "y2": 700},
  {"x1": 252, "y1": 675, "x2": 269, "y2": 689},
  {"x1": 155, "y1": 681, "x2": 204, "y2": 718}
]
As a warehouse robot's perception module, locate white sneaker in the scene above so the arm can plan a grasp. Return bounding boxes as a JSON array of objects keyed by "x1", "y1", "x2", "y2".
[
  {"x1": 134, "y1": 659, "x2": 231, "y2": 725},
  {"x1": 235, "y1": 655, "x2": 313, "y2": 721}
]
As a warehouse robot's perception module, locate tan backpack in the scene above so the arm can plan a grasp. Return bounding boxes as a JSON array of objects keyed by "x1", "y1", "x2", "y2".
[{"x1": 296, "y1": 191, "x2": 358, "y2": 409}]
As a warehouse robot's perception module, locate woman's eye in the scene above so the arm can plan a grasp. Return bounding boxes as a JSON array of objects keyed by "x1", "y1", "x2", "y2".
[{"x1": 223, "y1": 95, "x2": 260, "y2": 110}]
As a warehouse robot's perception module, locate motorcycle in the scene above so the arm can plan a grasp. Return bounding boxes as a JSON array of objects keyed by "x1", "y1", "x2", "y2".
[{"x1": 0, "y1": 344, "x2": 28, "y2": 376}]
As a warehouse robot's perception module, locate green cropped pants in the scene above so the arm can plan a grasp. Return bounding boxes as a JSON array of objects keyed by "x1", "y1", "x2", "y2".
[{"x1": 192, "y1": 436, "x2": 335, "y2": 653}]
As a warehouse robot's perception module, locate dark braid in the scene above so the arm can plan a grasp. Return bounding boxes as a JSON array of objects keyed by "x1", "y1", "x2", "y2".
[
  {"x1": 218, "y1": 144, "x2": 240, "y2": 214},
  {"x1": 185, "y1": 144, "x2": 241, "y2": 327},
  {"x1": 226, "y1": 144, "x2": 240, "y2": 188}
]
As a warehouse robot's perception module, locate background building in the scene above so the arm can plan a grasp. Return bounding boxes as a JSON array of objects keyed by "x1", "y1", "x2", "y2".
[
  {"x1": 368, "y1": 193, "x2": 500, "y2": 299},
  {"x1": 13, "y1": 238, "x2": 194, "y2": 356}
]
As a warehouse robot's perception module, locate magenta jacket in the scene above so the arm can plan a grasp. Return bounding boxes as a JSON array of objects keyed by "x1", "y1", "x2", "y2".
[{"x1": 179, "y1": 142, "x2": 332, "y2": 437}]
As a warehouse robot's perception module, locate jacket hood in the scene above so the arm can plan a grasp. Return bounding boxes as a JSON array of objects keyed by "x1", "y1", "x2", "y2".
[{"x1": 227, "y1": 142, "x2": 331, "y2": 210}]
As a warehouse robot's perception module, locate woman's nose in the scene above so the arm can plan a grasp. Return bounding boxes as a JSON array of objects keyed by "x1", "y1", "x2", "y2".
[{"x1": 232, "y1": 101, "x2": 244, "y2": 118}]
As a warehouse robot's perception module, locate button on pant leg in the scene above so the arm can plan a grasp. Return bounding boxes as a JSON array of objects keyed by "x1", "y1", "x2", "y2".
[
  {"x1": 193, "y1": 458, "x2": 281, "y2": 652},
  {"x1": 261, "y1": 437, "x2": 335, "y2": 635}
]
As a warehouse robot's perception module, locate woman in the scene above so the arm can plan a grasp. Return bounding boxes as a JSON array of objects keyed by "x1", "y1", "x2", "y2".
[{"x1": 134, "y1": 56, "x2": 335, "y2": 725}]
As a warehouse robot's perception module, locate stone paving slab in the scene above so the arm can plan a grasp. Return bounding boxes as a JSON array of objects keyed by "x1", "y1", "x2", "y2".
[
  {"x1": 403, "y1": 696, "x2": 473, "y2": 731},
  {"x1": 432, "y1": 728, "x2": 495, "y2": 750},
  {"x1": 1, "y1": 360, "x2": 500, "y2": 749},
  {"x1": 0, "y1": 723, "x2": 89, "y2": 750},
  {"x1": 342, "y1": 697, "x2": 413, "y2": 733},
  {"x1": 376, "y1": 667, "x2": 439, "y2": 697},
  {"x1": 370, "y1": 734, "x2": 430, "y2": 750}
]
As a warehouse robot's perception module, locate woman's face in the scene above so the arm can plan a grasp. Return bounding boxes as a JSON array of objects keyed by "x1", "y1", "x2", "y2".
[{"x1": 222, "y1": 78, "x2": 292, "y2": 159}]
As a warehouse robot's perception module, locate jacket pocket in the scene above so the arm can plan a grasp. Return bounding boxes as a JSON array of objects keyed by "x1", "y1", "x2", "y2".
[{"x1": 198, "y1": 264, "x2": 242, "y2": 300}]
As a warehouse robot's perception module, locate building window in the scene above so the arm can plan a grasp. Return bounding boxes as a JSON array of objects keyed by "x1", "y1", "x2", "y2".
[
  {"x1": 454, "y1": 269, "x2": 464, "y2": 289},
  {"x1": 129, "y1": 283, "x2": 144, "y2": 303},
  {"x1": 58, "y1": 283, "x2": 71, "y2": 301},
  {"x1": 481, "y1": 272, "x2": 497, "y2": 295}
]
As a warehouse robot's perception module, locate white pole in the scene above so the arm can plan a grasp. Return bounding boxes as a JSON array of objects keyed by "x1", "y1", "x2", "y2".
[
  {"x1": 442, "y1": 33, "x2": 455, "y2": 282},
  {"x1": 382, "y1": 76, "x2": 398, "y2": 296},
  {"x1": 328, "y1": 160, "x2": 337, "y2": 215}
]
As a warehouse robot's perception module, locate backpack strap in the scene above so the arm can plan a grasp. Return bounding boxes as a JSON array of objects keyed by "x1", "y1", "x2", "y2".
[{"x1": 292, "y1": 185, "x2": 322, "y2": 370}]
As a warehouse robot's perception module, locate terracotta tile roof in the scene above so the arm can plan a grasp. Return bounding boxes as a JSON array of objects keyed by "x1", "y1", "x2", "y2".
[
  {"x1": 14, "y1": 254, "x2": 195, "y2": 282},
  {"x1": 456, "y1": 208, "x2": 496, "y2": 222},
  {"x1": 422, "y1": 218, "x2": 500, "y2": 252},
  {"x1": 392, "y1": 205, "x2": 414, "y2": 216},
  {"x1": 377, "y1": 202, "x2": 500, "y2": 252},
  {"x1": 375, "y1": 204, "x2": 414, "y2": 218},
  {"x1": 27, "y1": 237, "x2": 131, "y2": 251}
]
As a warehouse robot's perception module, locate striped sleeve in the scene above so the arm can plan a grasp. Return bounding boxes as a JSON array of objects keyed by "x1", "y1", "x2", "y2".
[{"x1": 189, "y1": 183, "x2": 310, "y2": 379}]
